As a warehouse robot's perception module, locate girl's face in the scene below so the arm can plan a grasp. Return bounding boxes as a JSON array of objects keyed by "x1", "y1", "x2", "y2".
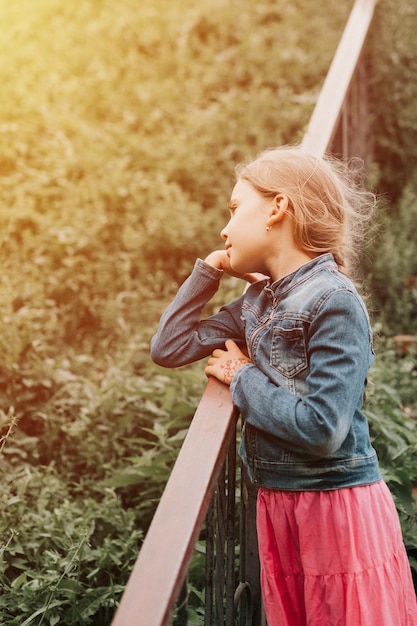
[{"x1": 221, "y1": 179, "x2": 275, "y2": 276}]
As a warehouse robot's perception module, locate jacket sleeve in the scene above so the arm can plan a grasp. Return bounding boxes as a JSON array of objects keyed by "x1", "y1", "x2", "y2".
[
  {"x1": 150, "y1": 258, "x2": 246, "y2": 368},
  {"x1": 230, "y1": 289, "x2": 374, "y2": 458}
]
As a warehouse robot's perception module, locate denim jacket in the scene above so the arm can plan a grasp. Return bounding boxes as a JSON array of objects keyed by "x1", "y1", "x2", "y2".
[{"x1": 151, "y1": 254, "x2": 381, "y2": 491}]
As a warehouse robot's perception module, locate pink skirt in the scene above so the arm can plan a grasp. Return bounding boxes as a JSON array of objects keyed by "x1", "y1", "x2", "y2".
[{"x1": 257, "y1": 481, "x2": 417, "y2": 626}]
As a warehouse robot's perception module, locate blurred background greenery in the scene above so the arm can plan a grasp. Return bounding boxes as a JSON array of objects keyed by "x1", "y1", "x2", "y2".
[{"x1": 0, "y1": 0, "x2": 416, "y2": 623}]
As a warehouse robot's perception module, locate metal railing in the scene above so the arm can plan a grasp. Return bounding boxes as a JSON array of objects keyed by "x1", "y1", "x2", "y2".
[{"x1": 112, "y1": 1, "x2": 377, "y2": 624}]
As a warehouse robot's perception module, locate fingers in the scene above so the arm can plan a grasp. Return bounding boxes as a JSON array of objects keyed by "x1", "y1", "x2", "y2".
[
  {"x1": 205, "y1": 340, "x2": 252, "y2": 385},
  {"x1": 204, "y1": 250, "x2": 231, "y2": 272},
  {"x1": 224, "y1": 339, "x2": 246, "y2": 358},
  {"x1": 204, "y1": 251, "x2": 266, "y2": 285},
  {"x1": 204, "y1": 363, "x2": 217, "y2": 378},
  {"x1": 211, "y1": 340, "x2": 238, "y2": 357}
]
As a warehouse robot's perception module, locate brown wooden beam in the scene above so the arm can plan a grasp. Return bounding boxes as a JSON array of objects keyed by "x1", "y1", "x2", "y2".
[{"x1": 112, "y1": 377, "x2": 238, "y2": 626}]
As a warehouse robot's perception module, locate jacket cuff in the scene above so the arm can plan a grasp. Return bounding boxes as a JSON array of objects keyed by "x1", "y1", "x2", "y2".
[
  {"x1": 195, "y1": 258, "x2": 224, "y2": 279},
  {"x1": 230, "y1": 363, "x2": 255, "y2": 399}
]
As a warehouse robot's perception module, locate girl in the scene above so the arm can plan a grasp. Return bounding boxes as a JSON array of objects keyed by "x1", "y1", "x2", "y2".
[{"x1": 151, "y1": 146, "x2": 417, "y2": 625}]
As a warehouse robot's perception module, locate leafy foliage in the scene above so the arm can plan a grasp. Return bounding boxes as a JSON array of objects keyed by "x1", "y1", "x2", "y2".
[
  {"x1": 365, "y1": 0, "x2": 417, "y2": 334},
  {"x1": 365, "y1": 183, "x2": 417, "y2": 334},
  {"x1": 0, "y1": 0, "x2": 416, "y2": 623},
  {"x1": 0, "y1": 359, "x2": 206, "y2": 624},
  {"x1": 366, "y1": 342, "x2": 417, "y2": 539}
]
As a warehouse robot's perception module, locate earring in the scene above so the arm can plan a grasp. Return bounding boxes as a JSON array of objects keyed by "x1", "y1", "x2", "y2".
[{"x1": 266, "y1": 225, "x2": 272, "y2": 232}]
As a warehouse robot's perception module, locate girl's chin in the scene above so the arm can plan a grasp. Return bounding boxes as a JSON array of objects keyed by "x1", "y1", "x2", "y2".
[{"x1": 230, "y1": 262, "x2": 246, "y2": 274}]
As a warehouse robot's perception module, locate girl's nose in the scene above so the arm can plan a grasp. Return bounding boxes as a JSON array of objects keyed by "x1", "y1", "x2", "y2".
[{"x1": 220, "y1": 225, "x2": 228, "y2": 240}]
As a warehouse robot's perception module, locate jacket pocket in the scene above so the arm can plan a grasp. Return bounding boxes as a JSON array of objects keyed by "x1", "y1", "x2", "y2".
[{"x1": 270, "y1": 322, "x2": 307, "y2": 378}]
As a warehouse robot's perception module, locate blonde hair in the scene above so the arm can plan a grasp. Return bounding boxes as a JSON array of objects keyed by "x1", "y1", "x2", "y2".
[{"x1": 236, "y1": 146, "x2": 376, "y2": 279}]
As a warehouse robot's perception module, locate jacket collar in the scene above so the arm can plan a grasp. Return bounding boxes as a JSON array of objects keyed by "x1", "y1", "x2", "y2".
[{"x1": 265, "y1": 253, "x2": 337, "y2": 297}]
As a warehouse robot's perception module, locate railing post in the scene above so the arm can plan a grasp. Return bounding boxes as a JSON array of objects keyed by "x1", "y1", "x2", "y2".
[
  {"x1": 301, "y1": 0, "x2": 377, "y2": 158},
  {"x1": 329, "y1": 53, "x2": 373, "y2": 164},
  {"x1": 203, "y1": 436, "x2": 237, "y2": 626},
  {"x1": 237, "y1": 466, "x2": 264, "y2": 626},
  {"x1": 202, "y1": 431, "x2": 264, "y2": 626}
]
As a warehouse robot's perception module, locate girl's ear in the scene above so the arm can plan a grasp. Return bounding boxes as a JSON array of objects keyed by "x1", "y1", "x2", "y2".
[{"x1": 267, "y1": 194, "x2": 289, "y2": 227}]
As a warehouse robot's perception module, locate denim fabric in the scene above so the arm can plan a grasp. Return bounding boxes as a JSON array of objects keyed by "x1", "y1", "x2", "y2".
[{"x1": 151, "y1": 254, "x2": 381, "y2": 490}]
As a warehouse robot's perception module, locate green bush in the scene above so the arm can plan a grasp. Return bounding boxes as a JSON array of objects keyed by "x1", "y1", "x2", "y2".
[
  {"x1": 365, "y1": 0, "x2": 417, "y2": 335},
  {"x1": 1, "y1": 0, "x2": 416, "y2": 622},
  {"x1": 366, "y1": 341, "x2": 417, "y2": 555},
  {"x1": 365, "y1": 182, "x2": 417, "y2": 334},
  {"x1": 0, "y1": 359, "x2": 206, "y2": 624},
  {"x1": 0, "y1": 469, "x2": 141, "y2": 625}
]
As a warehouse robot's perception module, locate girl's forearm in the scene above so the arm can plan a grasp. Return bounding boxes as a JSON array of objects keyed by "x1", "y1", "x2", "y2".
[{"x1": 150, "y1": 258, "x2": 247, "y2": 368}]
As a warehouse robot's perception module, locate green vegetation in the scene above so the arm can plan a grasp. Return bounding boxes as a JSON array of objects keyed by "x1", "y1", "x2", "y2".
[
  {"x1": 0, "y1": 0, "x2": 416, "y2": 623},
  {"x1": 365, "y1": 0, "x2": 417, "y2": 333}
]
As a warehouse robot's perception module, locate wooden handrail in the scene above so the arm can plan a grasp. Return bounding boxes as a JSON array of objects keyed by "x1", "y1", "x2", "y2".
[
  {"x1": 112, "y1": 1, "x2": 377, "y2": 623},
  {"x1": 301, "y1": 0, "x2": 377, "y2": 157},
  {"x1": 112, "y1": 377, "x2": 238, "y2": 626}
]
